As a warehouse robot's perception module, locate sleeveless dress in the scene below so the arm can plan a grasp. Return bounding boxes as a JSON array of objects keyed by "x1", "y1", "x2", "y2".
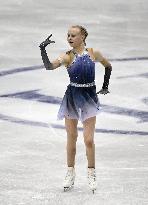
[{"x1": 57, "y1": 49, "x2": 100, "y2": 122}]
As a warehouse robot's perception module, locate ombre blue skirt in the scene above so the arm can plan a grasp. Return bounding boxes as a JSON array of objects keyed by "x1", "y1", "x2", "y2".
[{"x1": 57, "y1": 84, "x2": 100, "y2": 122}]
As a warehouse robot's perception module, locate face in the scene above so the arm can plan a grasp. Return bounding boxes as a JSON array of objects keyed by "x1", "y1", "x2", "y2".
[{"x1": 67, "y1": 27, "x2": 84, "y2": 48}]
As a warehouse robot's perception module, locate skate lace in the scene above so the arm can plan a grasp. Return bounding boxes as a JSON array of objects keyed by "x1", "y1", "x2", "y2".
[
  {"x1": 65, "y1": 170, "x2": 73, "y2": 180},
  {"x1": 88, "y1": 172, "x2": 96, "y2": 182}
]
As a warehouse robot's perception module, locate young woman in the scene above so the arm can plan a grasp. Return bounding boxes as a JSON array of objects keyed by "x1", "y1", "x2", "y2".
[{"x1": 39, "y1": 25, "x2": 112, "y2": 193}]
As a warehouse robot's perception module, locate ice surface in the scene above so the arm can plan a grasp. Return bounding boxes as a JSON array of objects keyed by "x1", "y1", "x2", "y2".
[{"x1": 0, "y1": 0, "x2": 148, "y2": 204}]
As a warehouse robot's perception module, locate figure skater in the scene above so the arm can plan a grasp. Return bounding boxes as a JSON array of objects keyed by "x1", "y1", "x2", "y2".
[{"x1": 39, "y1": 25, "x2": 112, "y2": 193}]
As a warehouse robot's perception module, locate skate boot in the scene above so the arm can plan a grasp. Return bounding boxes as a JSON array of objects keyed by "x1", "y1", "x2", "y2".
[
  {"x1": 63, "y1": 167, "x2": 75, "y2": 191},
  {"x1": 87, "y1": 168, "x2": 97, "y2": 194}
]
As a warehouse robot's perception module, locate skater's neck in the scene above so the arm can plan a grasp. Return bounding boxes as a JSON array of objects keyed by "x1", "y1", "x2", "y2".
[{"x1": 73, "y1": 45, "x2": 85, "y2": 55}]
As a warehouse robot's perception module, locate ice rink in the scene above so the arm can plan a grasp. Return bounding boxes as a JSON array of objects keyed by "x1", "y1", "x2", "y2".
[{"x1": 0, "y1": 0, "x2": 148, "y2": 204}]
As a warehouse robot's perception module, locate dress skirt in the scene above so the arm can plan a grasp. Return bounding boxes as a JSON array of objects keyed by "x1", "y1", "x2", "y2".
[{"x1": 57, "y1": 84, "x2": 100, "y2": 122}]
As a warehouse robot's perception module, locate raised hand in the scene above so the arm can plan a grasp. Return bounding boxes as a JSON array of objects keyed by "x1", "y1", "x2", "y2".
[{"x1": 39, "y1": 34, "x2": 55, "y2": 49}]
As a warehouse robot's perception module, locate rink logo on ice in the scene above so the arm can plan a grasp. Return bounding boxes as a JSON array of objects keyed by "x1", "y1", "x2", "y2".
[{"x1": 0, "y1": 90, "x2": 148, "y2": 123}]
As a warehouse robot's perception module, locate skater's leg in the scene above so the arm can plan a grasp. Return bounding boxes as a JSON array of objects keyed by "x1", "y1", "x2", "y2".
[
  {"x1": 83, "y1": 116, "x2": 96, "y2": 168},
  {"x1": 65, "y1": 117, "x2": 78, "y2": 167},
  {"x1": 83, "y1": 117, "x2": 97, "y2": 192}
]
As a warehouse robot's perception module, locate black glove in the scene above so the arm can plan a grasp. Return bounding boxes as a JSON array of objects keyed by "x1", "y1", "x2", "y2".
[
  {"x1": 39, "y1": 34, "x2": 55, "y2": 49},
  {"x1": 39, "y1": 34, "x2": 55, "y2": 70},
  {"x1": 97, "y1": 65, "x2": 112, "y2": 95},
  {"x1": 97, "y1": 88, "x2": 110, "y2": 95}
]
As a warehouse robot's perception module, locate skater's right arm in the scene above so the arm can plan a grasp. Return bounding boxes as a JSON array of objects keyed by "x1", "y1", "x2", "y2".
[
  {"x1": 39, "y1": 34, "x2": 70, "y2": 70},
  {"x1": 52, "y1": 53, "x2": 70, "y2": 69}
]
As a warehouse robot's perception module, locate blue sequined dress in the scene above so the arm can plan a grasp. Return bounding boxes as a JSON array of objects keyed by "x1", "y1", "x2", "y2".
[{"x1": 57, "y1": 49, "x2": 100, "y2": 122}]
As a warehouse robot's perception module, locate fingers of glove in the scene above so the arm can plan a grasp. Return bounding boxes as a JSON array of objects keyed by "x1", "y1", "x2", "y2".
[
  {"x1": 97, "y1": 89, "x2": 110, "y2": 95},
  {"x1": 39, "y1": 34, "x2": 54, "y2": 47},
  {"x1": 47, "y1": 34, "x2": 52, "y2": 39},
  {"x1": 100, "y1": 89, "x2": 104, "y2": 93},
  {"x1": 96, "y1": 90, "x2": 103, "y2": 94},
  {"x1": 46, "y1": 34, "x2": 54, "y2": 41},
  {"x1": 41, "y1": 40, "x2": 54, "y2": 47},
  {"x1": 103, "y1": 90, "x2": 110, "y2": 95},
  {"x1": 45, "y1": 38, "x2": 55, "y2": 44},
  {"x1": 43, "y1": 35, "x2": 52, "y2": 43},
  {"x1": 50, "y1": 40, "x2": 55, "y2": 43}
]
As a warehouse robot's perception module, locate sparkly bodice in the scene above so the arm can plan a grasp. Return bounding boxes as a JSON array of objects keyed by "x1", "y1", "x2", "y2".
[{"x1": 67, "y1": 49, "x2": 95, "y2": 84}]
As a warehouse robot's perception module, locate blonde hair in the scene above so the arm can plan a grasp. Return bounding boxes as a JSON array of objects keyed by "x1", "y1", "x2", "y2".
[{"x1": 71, "y1": 25, "x2": 88, "y2": 46}]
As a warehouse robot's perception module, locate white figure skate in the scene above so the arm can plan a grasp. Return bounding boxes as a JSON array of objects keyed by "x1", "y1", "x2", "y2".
[
  {"x1": 87, "y1": 168, "x2": 97, "y2": 194},
  {"x1": 63, "y1": 167, "x2": 75, "y2": 191}
]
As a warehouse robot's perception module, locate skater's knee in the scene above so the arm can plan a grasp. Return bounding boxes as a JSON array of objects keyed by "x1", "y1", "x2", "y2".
[{"x1": 84, "y1": 137, "x2": 94, "y2": 148}]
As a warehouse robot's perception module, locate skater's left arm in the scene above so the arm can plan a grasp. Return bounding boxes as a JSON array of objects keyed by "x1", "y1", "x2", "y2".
[{"x1": 93, "y1": 50, "x2": 112, "y2": 95}]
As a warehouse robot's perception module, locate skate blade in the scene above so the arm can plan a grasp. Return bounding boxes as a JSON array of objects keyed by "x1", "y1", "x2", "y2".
[
  {"x1": 88, "y1": 186, "x2": 96, "y2": 194},
  {"x1": 91, "y1": 188, "x2": 97, "y2": 194},
  {"x1": 92, "y1": 190, "x2": 95, "y2": 194},
  {"x1": 64, "y1": 183, "x2": 74, "y2": 192},
  {"x1": 64, "y1": 186, "x2": 73, "y2": 192}
]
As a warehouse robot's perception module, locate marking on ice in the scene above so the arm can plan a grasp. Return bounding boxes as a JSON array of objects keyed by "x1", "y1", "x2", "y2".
[
  {"x1": 0, "y1": 56, "x2": 148, "y2": 77},
  {"x1": 0, "y1": 90, "x2": 148, "y2": 122},
  {"x1": 0, "y1": 113, "x2": 148, "y2": 136}
]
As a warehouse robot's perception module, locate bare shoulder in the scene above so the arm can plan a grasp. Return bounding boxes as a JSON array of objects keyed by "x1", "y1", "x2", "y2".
[
  {"x1": 54, "y1": 51, "x2": 71, "y2": 67},
  {"x1": 86, "y1": 48, "x2": 95, "y2": 61},
  {"x1": 86, "y1": 48, "x2": 105, "y2": 62},
  {"x1": 93, "y1": 49, "x2": 104, "y2": 62},
  {"x1": 93, "y1": 49, "x2": 111, "y2": 67},
  {"x1": 65, "y1": 49, "x2": 75, "y2": 67}
]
